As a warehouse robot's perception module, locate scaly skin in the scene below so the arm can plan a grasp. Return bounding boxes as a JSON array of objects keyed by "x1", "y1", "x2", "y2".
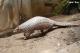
[{"x1": 14, "y1": 16, "x2": 80, "y2": 40}]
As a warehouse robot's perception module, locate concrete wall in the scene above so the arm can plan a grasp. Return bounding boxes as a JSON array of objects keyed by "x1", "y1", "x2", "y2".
[
  {"x1": 0, "y1": 0, "x2": 32, "y2": 32},
  {"x1": 0, "y1": 0, "x2": 61, "y2": 32},
  {"x1": 31, "y1": 0, "x2": 61, "y2": 17}
]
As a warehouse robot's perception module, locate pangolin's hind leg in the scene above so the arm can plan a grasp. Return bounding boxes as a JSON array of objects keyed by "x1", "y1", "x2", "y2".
[{"x1": 39, "y1": 25, "x2": 54, "y2": 35}]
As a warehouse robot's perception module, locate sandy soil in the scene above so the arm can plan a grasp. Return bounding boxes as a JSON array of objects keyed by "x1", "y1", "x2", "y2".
[{"x1": 0, "y1": 15, "x2": 80, "y2": 53}]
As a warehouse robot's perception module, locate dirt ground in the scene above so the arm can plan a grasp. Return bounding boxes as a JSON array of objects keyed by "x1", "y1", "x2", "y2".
[{"x1": 0, "y1": 15, "x2": 80, "y2": 53}]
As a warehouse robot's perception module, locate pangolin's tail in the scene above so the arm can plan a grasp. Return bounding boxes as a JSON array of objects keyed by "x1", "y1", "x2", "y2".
[{"x1": 53, "y1": 21, "x2": 80, "y2": 27}]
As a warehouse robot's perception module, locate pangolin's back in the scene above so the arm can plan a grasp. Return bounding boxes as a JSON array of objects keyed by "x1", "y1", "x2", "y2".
[{"x1": 18, "y1": 16, "x2": 54, "y2": 31}]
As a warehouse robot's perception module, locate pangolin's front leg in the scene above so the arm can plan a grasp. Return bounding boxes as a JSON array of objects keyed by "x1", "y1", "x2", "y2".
[{"x1": 24, "y1": 31, "x2": 33, "y2": 40}]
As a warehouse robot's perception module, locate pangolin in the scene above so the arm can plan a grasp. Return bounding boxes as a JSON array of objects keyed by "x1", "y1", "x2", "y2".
[{"x1": 13, "y1": 16, "x2": 80, "y2": 39}]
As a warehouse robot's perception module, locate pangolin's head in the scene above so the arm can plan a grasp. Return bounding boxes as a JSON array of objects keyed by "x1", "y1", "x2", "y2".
[{"x1": 13, "y1": 26, "x2": 21, "y2": 33}]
